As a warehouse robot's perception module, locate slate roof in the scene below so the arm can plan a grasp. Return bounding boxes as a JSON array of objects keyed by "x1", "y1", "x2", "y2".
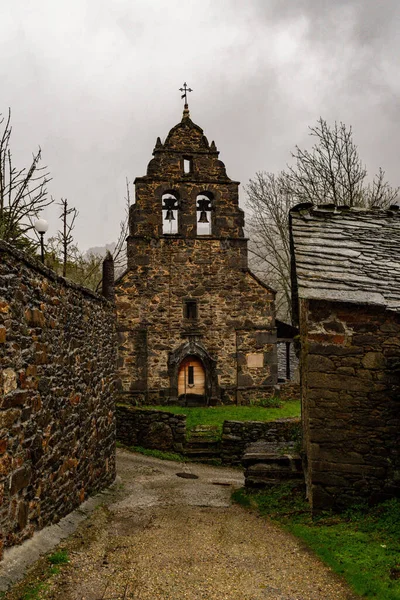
[{"x1": 289, "y1": 204, "x2": 400, "y2": 312}]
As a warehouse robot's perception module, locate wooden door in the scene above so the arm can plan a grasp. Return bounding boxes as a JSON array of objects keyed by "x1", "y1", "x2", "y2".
[{"x1": 178, "y1": 356, "x2": 205, "y2": 397}]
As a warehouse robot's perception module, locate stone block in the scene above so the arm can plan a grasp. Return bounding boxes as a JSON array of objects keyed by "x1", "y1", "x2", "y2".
[
  {"x1": 0, "y1": 409, "x2": 21, "y2": 429},
  {"x1": 0, "y1": 454, "x2": 12, "y2": 476},
  {"x1": 323, "y1": 320, "x2": 345, "y2": 333},
  {"x1": 17, "y1": 501, "x2": 28, "y2": 530},
  {"x1": 362, "y1": 352, "x2": 386, "y2": 369},
  {"x1": 10, "y1": 466, "x2": 32, "y2": 495},
  {"x1": 24, "y1": 307, "x2": 46, "y2": 328},
  {"x1": 1, "y1": 389, "x2": 30, "y2": 409},
  {"x1": 246, "y1": 353, "x2": 264, "y2": 368},
  {"x1": 237, "y1": 374, "x2": 254, "y2": 386},
  {"x1": 307, "y1": 355, "x2": 335, "y2": 372},
  {"x1": 307, "y1": 372, "x2": 371, "y2": 392},
  {"x1": 353, "y1": 334, "x2": 379, "y2": 346},
  {"x1": 255, "y1": 331, "x2": 276, "y2": 346},
  {"x1": 309, "y1": 343, "x2": 363, "y2": 356},
  {"x1": 2, "y1": 368, "x2": 17, "y2": 395}
]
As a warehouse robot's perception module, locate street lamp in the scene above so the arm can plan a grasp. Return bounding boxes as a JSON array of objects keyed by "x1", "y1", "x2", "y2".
[{"x1": 34, "y1": 218, "x2": 49, "y2": 264}]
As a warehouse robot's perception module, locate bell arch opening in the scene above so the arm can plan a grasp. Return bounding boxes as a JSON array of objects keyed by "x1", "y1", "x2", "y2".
[
  {"x1": 162, "y1": 191, "x2": 179, "y2": 234},
  {"x1": 196, "y1": 192, "x2": 213, "y2": 236}
]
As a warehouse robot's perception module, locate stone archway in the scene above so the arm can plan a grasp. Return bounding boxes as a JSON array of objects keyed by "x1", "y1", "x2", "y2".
[
  {"x1": 168, "y1": 340, "x2": 219, "y2": 406},
  {"x1": 178, "y1": 356, "x2": 205, "y2": 399}
]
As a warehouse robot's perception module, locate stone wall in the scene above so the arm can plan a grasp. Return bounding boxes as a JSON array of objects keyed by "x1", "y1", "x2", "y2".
[
  {"x1": 116, "y1": 405, "x2": 186, "y2": 453},
  {"x1": 300, "y1": 299, "x2": 400, "y2": 511},
  {"x1": 279, "y1": 382, "x2": 300, "y2": 401},
  {"x1": 0, "y1": 241, "x2": 117, "y2": 560},
  {"x1": 116, "y1": 237, "x2": 276, "y2": 406},
  {"x1": 221, "y1": 418, "x2": 301, "y2": 465},
  {"x1": 277, "y1": 341, "x2": 299, "y2": 382}
]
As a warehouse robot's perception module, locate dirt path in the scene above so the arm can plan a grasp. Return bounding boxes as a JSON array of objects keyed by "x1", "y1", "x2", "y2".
[{"x1": 4, "y1": 449, "x2": 357, "y2": 600}]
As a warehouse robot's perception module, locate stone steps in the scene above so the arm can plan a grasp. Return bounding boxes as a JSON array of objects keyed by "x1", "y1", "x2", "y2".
[
  {"x1": 184, "y1": 434, "x2": 221, "y2": 461},
  {"x1": 184, "y1": 447, "x2": 221, "y2": 459},
  {"x1": 185, "y1": 440, "x2": 220, "y2": 449},
  {"x1": 243, "y1": 441, "x2": 304, "y2": 488}
]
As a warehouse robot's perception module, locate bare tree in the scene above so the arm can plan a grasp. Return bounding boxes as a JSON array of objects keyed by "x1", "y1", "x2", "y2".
[
  {"x1": 56, "y1": 198, "x2": 78, "y2": 277},
  {"x1": 246, "y1": 172, "x2": 296, "y2": 321},
  {"x1": 246, "y1": 118, "x2": 399, "y2": 321},
  {"x1": 93, "y1": 177, "x2": 131, "y2": 292},
  {"x1": 0, "y1": 108, "x2": 52, "y2": 247},
  {"x1": 112, "y1": 178, "x2": 130, "y2": 276},
  {"x1": 285, "y1": 118, "x2": 398, "y2": 208},
  {"x1": 46, "y1": 182, "x2": 131, "y2": 292}
]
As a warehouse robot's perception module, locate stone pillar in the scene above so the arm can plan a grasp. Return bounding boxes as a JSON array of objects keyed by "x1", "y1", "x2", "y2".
[{"x1": 102, "y1": 252, "x2": 115, "y2": 301}]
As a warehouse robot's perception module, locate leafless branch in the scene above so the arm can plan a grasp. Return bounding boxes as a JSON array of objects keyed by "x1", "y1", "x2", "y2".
[{"x1": 0, "y1": 108, "x2": 53, "y2": 247}]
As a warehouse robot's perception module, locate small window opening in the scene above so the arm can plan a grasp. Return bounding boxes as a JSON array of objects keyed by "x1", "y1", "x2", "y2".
[
  {"x1": 197, "y1": 193, "x2": 213, "y2": 235},
  {"x1": 184, "y1": 300, "x2": 197, "y2": 320},
  {"x1": 162, "y1": 192, "x2": 179, "y2": 234},
  {"x1": 183, "y1": 157, "x2": 192, "y2": 174},
  {"x1": 188, "y1": 365, "x2": 194, "y2": 386}
]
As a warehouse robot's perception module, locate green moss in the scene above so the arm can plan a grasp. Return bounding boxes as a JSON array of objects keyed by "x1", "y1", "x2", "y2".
[
  {"x1": 48, "y1": 550, "x2": 69, "y2": 565},
  {"x1": 232, "y1": 486, "x2": 400, "y2": 600},
  {"x1": 119, "y1": 444, "x2": 185, "y2": 462},
  {"x1": 143, "y1": 401, "x2": 300, "y2": 439}
]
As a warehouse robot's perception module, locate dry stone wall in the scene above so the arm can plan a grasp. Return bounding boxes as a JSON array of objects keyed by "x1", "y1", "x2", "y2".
[
  {"x1": 116, "y1": 405, "x2": 186, "y2": 453},
  {"x1": 221, "y1": 418, "x2": 301, "y2": 465},
  {"x1": 0, "y1": 241, "x2": 117, "y2": 559},
  {"x1": 300, "y1": 299, "x2": 400, "y2": 511}
]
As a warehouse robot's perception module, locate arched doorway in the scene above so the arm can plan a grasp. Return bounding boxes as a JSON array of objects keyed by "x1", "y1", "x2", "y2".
[
  {"x1": 168, "y1": 340, "x2": 219, "y2": 405},
  {"x1": 178, "y1": 355, "x2": 205, "y2": 404}
]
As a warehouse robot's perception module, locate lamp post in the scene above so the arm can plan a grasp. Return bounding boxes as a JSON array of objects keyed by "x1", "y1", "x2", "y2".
[{"x1": 34, "y1": 218, "x2": 49, "y2": 264}]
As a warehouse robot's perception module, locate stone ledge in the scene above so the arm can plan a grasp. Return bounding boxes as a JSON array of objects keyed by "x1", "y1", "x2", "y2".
[{"x1": 0, "y1": 240, "x2": 110, "y2": 304}]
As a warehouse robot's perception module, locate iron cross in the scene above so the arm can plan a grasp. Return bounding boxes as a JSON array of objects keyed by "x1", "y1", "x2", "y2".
[{"x1": 179, "y1": 82, "x2": 193, "y2": 105}]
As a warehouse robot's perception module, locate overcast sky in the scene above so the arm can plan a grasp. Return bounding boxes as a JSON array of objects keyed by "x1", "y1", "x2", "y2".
[{"x1": 1, "y1": 0, "x2": 400, "y2": 250}]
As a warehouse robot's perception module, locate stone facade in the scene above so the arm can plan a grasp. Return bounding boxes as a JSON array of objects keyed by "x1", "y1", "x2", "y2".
[
  {"x1": 299, "y1": 299, "x2": 400, "y2": 510},
  {"x1": 116, "y1": 107, "x2": 277, "y2": 406},
  {"x1": 0, "y1": 241, "x2": 117, "y2": 559},
  {"x1": 116, "y1": 405, "x2": 186, "y2": 453},
  {"x1": 290, "y1": 204, "x2": 400, "y2": 511},
  {"x1": 221, "y1": 418, "x2": 301, "y2": 465}
]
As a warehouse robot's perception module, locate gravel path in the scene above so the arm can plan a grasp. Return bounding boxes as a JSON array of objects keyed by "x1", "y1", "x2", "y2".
[{"x1": 4, "y1": 449, "x2": 358, "y2": 600}]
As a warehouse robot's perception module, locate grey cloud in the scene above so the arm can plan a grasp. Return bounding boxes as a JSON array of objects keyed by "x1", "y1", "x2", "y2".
[{"x1": 1, "y1": 0, "x2": 399, "y2": 250}]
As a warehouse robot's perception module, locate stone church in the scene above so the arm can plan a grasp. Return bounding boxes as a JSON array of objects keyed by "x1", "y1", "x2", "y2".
[{"x1": 115, "y1": 102, "x2": 277, "y2": 406}]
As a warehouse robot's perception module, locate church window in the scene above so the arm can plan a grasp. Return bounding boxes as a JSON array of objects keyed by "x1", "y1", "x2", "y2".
[
  {"x1": 188, "y1": 365, "x2": 194, "y2": 386},
  {"x1": 184, "y1": 299, "x2": 197, "y2": 320},
  {"x1": 183, "y1": 157, "x2": 193, "y2": 174},
  {"x1": 196, "y1": 192, "x2": 213, "y2": 236},
  {"x1": 162, "y1": 192, "x2": 179, "y2": 234}
]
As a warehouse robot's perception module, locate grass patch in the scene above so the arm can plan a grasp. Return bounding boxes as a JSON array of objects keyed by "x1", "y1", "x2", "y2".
[
  {"x1": 6, "y1": 551, "x2": 70, "y2": 599},
  {"x1": 116, "y1": 442, "x2": 185, "y2": 462},
  {"x1": 20, "y1": 582, "x2": 47, "y2": 600},
  {"x1": 144, "y1": 400, "x2": 300, "y2": 439},
  {"x1": 48, "y1": 550, "x2": 69, "y2": 565},
  {"x1": 232, "y1": 485, "x2": 400, "y2": 599}
]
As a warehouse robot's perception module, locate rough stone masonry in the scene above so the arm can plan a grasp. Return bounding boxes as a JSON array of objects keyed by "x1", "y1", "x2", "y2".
[
  {"x1": 290, "y1": 204, "x2": 400, "y2": 511},
  {"x1": 115, "y1": 106, "x2": 278, "y2": 406},
  {"x1": 0, "y1": 241, "x2": 117, "y2": 560}
]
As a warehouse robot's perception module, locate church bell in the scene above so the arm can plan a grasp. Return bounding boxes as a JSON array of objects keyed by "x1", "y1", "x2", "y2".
[
  {"x1": 198, "y1": 210, "x2": 209, "y2": 223},
  {"x1": 165, "y1": 209, "x2": 175, "y2": 221}
]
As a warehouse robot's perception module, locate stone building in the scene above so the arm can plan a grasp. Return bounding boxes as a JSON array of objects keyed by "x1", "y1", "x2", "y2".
[
  {"x1": 115, "y1": 105, "x2": 277, "y2": 406},
  {"x1": 290, "y1": 203, "x2": 400, "y2": 511}
]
